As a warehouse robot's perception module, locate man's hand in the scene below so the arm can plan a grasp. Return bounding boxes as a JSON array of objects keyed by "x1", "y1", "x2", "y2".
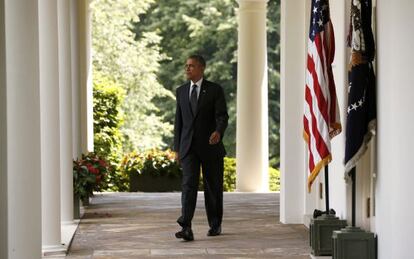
[{"x1": 209, "y1": 131, "x2": 221, "y2": 145}]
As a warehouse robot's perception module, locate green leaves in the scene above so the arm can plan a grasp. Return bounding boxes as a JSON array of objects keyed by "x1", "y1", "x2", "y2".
[
  {"x1": 133, "y1": 0, "x2": 281, "y2": 164},
  {"x1": 92, "y1": 0, "x2": 281, "y2": 173},
  {"x1": 93, "y1": 73, "x2": 124, "y2": 161},
  {"x1": 92, "y1": 0, "x2": 174, "y2": 153},
  {"x1": 73, "y1": 153, "x2": 111, "y2": 201},
  {"x1": 121, "y1": 149, "x2": 181, "y2": 178},
  {"x1": 199, "y1": 157, "x2": 280, "y2": 192}
]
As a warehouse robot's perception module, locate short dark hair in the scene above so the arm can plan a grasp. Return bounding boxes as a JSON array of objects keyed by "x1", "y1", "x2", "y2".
[{"x1": 188, "y1": 54, "x2": 206, "y2": 67}]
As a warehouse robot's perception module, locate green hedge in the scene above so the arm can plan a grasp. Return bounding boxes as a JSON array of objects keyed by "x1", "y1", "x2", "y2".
[
  {"x1": 93, "y1": 73, "x2": 127, "y2": 191},
  {"x1": 269, "y1": 167, "x2": 280, "y2": 191},
  {"x1": 121, "y1": 150, "x2": 280, "y2": 192},
  {"x1": 121, "y1": 149, "x2": 181, "y2": 178},
  {"x1": 199, "y1": 157, "x2": 280, "y2": 192}
]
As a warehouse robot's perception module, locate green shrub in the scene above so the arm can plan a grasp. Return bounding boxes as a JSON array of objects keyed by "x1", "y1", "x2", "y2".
[
  {"x1": 121, "y1": 149, "x2": 181, "y2": 178},
  {"x1": 93, "y1": 73, "x2": 127, "y2": 191},
  {"x1": 269, "y1": 167, "x2": 280, "y2": 191},
  {"x1": 121, "y1": 150, "x2": 280, "y2": 192},
  {"x1": 223, "y1": 157, "x2": 237, "y2": 191},
  {"x1": 199, "y1": 157, "x2": 236, "y2": 192},
  {"x1": 73, "y1": 153, "x2": 110, "y2": 201},
  {"x1": 200, "y1": 157, "x2": 280, "y2": 192}
]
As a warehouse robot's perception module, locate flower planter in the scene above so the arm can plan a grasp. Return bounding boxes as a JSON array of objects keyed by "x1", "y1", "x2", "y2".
[
  {"x1": 129, "y1": 173, "x2": 182, "y2": 192},
  {"x1": 81, "y1": 196, "x2": 90, "y2": 206},
  {"x1": 74, "y1": 194, "x2": 80, "y2": 219}
]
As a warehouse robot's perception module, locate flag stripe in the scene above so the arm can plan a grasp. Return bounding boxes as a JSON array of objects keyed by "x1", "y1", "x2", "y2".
[
  {"x1": 305, "y1": 86, "x2": 330, "y2": 163},
  {"x1": 303, "y1": 0, "x2": 341, "y2": 191},
  {"x1": 307, "y1": 52, "x2": 329, "y2": 125}
]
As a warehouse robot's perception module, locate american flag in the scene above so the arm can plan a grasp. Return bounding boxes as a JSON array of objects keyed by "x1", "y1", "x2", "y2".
[
  {"x1": 344, "y1": 0, "x2": 376, "y2": 173},
  {"x1": 303, "y1": 0, "x2": 341, "y2": 192}
]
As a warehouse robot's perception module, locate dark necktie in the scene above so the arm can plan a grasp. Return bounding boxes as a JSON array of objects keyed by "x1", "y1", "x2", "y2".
[{"x1": 190, "y1": 84, "x2": 198, "y2": 115}]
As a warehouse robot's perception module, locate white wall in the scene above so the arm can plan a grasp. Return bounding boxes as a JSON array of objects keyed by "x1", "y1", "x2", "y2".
[
  {"x1": 281, "y1": 1, "x2": 414, "y2": 258},
  {"x1": 376, "y1": 1, "x2": 414, "y2": 258},
  {"x1": 281, "y1": 0, "x2": 350, "y2": 224},
  {"x1": 280, "y1": 0, "x2": 306, "y2": 223}
]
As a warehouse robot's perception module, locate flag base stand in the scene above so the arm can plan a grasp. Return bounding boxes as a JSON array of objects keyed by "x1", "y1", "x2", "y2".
[
  {"x1": 332, "y1": 226, "x2": 376, "y2": 259},
  {"x1": 331, "y1": 167, "x2": 377, "y2": 259},
  {"x1": 310, "y1": 166, "x2": 347, "y2": 256},
  {"x1": 310, "y1": 213, "x2": 348, "y2": 256}
]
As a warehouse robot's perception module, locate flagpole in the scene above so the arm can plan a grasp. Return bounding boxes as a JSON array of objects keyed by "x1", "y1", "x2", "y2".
[
  {"x1": 350, "y1": 166, "x2": 356, "y2": 227},
  {"x1": 313, "y1": 165, "x2": 335, "y2": 218},
  {"x1": 324, "y1": 165, "x2": 330, "y2": 214}
]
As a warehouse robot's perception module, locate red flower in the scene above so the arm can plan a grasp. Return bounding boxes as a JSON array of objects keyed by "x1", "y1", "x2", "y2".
[
  {"x1": 90, "y1": 167, "x2": 99, "y2": 175},
  {"x1": 99, "y1": 160, "x2": 107, "y2": 167}
]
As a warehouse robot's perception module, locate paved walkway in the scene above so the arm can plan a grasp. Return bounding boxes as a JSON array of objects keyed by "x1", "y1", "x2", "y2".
[{"x1": 65, "y1": 192, "x2": 310, "y2": 258}]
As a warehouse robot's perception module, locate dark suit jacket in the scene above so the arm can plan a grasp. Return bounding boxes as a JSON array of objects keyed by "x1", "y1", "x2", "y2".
[{"x1": 173, "y1": 79, "x2": 229, "y2": 160}]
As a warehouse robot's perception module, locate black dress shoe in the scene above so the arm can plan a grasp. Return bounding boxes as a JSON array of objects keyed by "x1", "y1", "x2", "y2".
[
  {"x1": 175, "y1": 227, "x2": 194, "y2": 241},
  {"x1": 175, "y1": 228, "x2": 185, "y2": 239},
  {"x1": 207, "y1": 226, "x2": 221, "y2": 236}
]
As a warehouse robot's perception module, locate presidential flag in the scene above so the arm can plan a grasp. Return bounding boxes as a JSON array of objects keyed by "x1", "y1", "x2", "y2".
[
  {"x1": 304, "y1": 0, "x2": 341, "y2": 192},
  {"x1": 344, "y1": 0, "x2": 376, "y2": 173}
]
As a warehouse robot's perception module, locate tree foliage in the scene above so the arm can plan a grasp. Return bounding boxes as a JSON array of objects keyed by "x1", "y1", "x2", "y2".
[
  {"x1": 92, "y1": 0, "x2": 281, "y2": 167},
  {"x1": 134, "y1": 0, "x2": 280, "y2": 165},
  {"x1": 93, "y1": 73, "x2": 130, "y2": 191},
  {"x1": 93, "y1": 73, "x2": 124, "y2": 161},
  {"x1": 91, "y1": 0, "x2": 174, "y2": 152},
  {"x1": 267, "y1": 0, "x2": 281, "y2": 167},
  {"x1": 134, "y1": 0, "x2": 238, "y2": 155}
]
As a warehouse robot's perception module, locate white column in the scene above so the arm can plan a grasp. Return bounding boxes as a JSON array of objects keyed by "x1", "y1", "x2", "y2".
[
  {"x1": 236, "y1": 0, "x2": 269, "y2": 192},
  {"x1": 3, "y1": 1, "x2": 42, "y2": 258},
  {"x1": 58, "y1": 0, "x2": 74, "y2": 224},
  {"x1": 0, "y1": 1, "x2": 8, "y2": 258},
  {"x1": 279, "y1": 0, "x2": 306, "y2": 223},
  {"x1": 376, "y1": 1, "x2": 414, "y2": 258},
  {"x1": 78, "y1": 0, "x2": 93, "y2": 153},
  {"x1": 71, "y1": 0, "x2": 82, "y2": 159},
  {"x1": 39, "y1": 0, "x2": 65, "y2": 254}
]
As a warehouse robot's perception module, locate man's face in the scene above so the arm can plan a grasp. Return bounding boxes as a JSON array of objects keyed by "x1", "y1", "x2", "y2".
[{"x1": 185, "y1": 58, "x2": 204, "y2": 82}]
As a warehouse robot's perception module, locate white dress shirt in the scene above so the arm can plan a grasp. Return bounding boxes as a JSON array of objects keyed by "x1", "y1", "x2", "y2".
[{"x1": 189, "y1": 78, "x2": 203, "y2": 100}]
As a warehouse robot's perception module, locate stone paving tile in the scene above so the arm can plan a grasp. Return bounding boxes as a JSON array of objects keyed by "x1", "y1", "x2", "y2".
[
  {"x1": 150, "y1": 248, "x2": 207, "y2": 256},
  {"x1": 66, "y1": 192, "x2": 311, "y2": 258},
  {"x1": 94, "y1": 249, "x2": 151, "y2": 256},
  {"x1": 207, "y1": 248, "x2": 264, "y2": 255}
]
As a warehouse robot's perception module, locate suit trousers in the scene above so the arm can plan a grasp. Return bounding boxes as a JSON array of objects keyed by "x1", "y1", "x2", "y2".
[{"x1": 177, "y1": 146, "x2": 223, "y2": 229}]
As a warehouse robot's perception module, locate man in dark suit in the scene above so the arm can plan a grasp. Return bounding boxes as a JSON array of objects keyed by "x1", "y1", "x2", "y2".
[{"x1": 173, "y1": 54, "x2": 229, "y2": 241}]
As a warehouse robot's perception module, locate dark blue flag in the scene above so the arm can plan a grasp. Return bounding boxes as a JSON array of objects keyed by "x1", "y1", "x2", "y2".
[{"x1": 344, "y1": 0, "x2": 376, "y2": 173}]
